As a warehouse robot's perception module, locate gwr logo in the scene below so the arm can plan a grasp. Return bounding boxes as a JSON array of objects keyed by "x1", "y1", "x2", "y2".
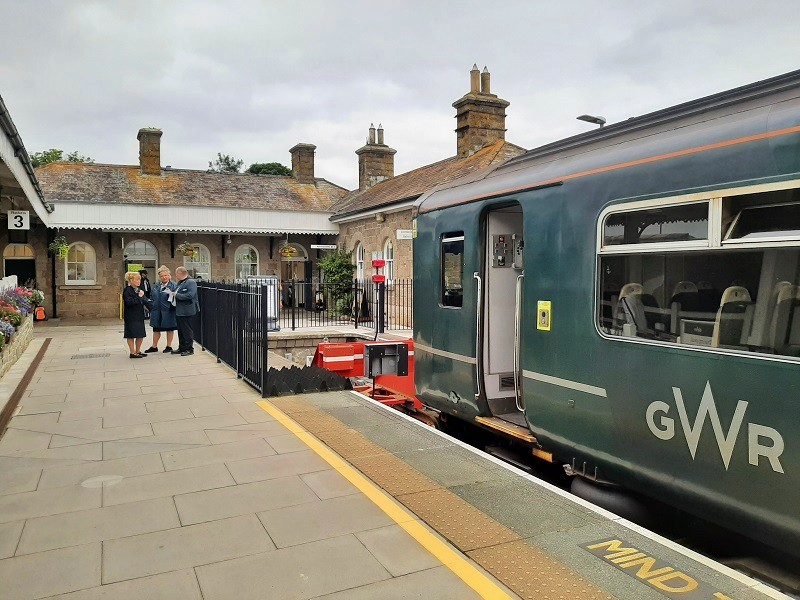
[
  {"x1": 645, "y1": 382, "x2": 784, "y2": 473},
  {"x1": 584, "y1": 539, "x2": 731, "y2": 599}
]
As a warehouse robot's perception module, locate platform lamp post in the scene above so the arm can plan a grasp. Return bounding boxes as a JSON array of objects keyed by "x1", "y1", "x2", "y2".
[
  {"x1": 372, "y1": 259, "x2": 386, "y2": 335},
  {"x1": 577, "y1": 114, "x2": 607, "y2": 127}
]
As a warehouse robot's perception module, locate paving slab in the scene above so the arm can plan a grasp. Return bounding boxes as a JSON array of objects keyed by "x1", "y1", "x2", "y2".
[
  {"x1": 103, "y1": 462, "x2": 236, "y2": 506},
  {"x1": 194, "y1": 535, "x2": 391, "y2": 600},
  {"x1": 174, "y1": 474, "x2": 319, "y2": 525},
  {"x1": 0, "y1": 542, "x2": 101, "y2": 600},
  {"x1": 299, "y1": 469, "x2": 359, "y2": 500},
  {"x1": 16, "y1": 496, "x2": 181, "y2": 554},
  {"x1": 45, "y1": 569, "x2": 203, "y2": 600},
  {"x1": 162, "y1": 437, "x2": 275, "y2": 471},
  {"x1": 226, "y1": 449, "x2": 329, "y2": 484},
  {"x1": 38, "y1": 452, "x2": 164, "y2": 489},
  {"x1": 0, "y1": 520, "x2": 24, "y2": 559},
  {"x1": 102, "y1": 514, "x2": 275, "y2": 584},
  {"x1": 0, "y1": 466, "x2": 41, "y2": 495},
  {"x1": 0, "y1": 482, "x2": 101, "y2": 523}
]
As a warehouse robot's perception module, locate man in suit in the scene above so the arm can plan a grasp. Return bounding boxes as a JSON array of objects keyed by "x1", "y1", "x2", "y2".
[{"x1": 173, "y1": 266, "x2": 199, "y2": 356}]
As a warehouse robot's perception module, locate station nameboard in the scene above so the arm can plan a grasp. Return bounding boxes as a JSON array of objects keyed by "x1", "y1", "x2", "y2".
[
  {"x1": 310, "y1": 244, "x2": 337, "y2": 250},
  {"x1": 396, "y1": 230, "x2": 413, "y2": 240}
]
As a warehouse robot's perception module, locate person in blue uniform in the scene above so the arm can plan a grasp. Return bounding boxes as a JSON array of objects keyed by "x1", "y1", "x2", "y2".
[
  {"x1": 122, "y1": 271, "x2": 152, "y2": 358},
  {"x1": 173, "y1": 266, "x2": 199, "y2": 356},
  {"x1": 144, "y1": 265, "x2": 178, "y2": 353}
]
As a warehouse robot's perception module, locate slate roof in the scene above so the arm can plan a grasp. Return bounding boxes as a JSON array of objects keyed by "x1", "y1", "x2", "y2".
[
  {"x1": 35, "y1": 162, "x2": 348, "y2": 212},
  {"x1": 330, "y1": 140, "x2": 525, "y2": 219}
]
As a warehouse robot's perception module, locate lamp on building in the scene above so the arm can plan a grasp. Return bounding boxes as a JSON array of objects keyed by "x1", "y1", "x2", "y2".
[
  {"x1": 375, "y1": 213, "x2": 385, "y2": 223},
  {"x1": 577, "y1": 114, "x2": 606, "y2": 127},
  {"x1": 226, "y1": 235, "x2": 232, "y2": 245}
]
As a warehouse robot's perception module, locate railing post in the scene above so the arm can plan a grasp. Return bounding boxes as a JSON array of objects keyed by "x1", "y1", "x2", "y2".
[
  {"x1": 236, "y1": 283, "x2": 243, "y2": 378},
  {"x1": 353, "y1": 280, "x2": 358, "y2": 329},
  {"x1": 260, "y1": 284, "x2": 269, "y2": 398},
  {"x1": 199, "y1": 284, "x2": 205, "y2": 350},
  {"x1": 214, "y1": 283, "x2": 221, "y2": 362},
  {"x1": 290, "y1": 279, "x2": 296, "y2": 331}
]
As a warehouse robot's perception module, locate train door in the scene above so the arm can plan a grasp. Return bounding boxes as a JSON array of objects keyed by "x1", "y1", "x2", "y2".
[{"x1": 481, "y1": 205, "x2": 525, "y2": 426}]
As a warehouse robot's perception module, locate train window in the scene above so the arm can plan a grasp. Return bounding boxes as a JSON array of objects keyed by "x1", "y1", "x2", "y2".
[
  {"x1": 598, "y1": 248, "x2": 800, "y2": 358},
  {"x1": 723, "y1": 192, "x2": 800, "y2": 242},
  {"x1": 441, "y1": 233, "x2": 464, "y2": 308},
  {"x1": 603, "y1": 203, "x2": 708, "y2": 246}
]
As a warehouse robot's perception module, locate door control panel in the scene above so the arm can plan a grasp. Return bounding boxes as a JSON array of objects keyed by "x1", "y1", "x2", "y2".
[
  {"x1": 492, "y1": 234, "x2": 511, "y2": 268},
  {"x1": 512, "y1": 234, "x2": 524, "y2": 270}
]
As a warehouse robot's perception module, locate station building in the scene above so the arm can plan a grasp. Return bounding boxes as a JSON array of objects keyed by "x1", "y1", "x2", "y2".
[
  {"x1": 330, "y1": 65, "x2": 525, "y2": 281},
  {"x1": 34, "y1": 133, "x2": 345, "y2": 319}
]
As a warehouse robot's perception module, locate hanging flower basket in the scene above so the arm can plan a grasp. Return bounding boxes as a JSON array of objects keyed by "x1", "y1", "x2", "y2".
[
  {"x1": 176, "y1": 241, "x2": 197, "y2": 258},
  {"x1": 47, "y1": 236, "x2": 69, "y2": 259}
]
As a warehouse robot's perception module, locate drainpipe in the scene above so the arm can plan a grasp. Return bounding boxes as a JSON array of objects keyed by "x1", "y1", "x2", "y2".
[{"x1": 47, "y1": 228, "x2": 58, "y2": 318}]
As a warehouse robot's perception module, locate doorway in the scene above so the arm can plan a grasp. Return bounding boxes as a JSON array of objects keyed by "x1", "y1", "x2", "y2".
[
  {"x1": 481, "y1": 205, "x2": 525, "y2": 424},
  {"x1": 123, "y1": 240, "x2": 158, "y2": 273},
  {"x1": 3, "y1": 244, "x2": 37, "y2": 286}
]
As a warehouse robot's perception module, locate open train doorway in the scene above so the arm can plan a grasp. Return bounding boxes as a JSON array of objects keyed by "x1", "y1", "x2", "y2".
[{"x1": 481, "y1": 204, "x2": 525, "y2": 426}]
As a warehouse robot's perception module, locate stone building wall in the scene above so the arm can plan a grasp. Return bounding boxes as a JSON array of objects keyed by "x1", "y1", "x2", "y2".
[
  {"x1": 51, "y1": 230, "x2": 329, "y2": 320},
  {"x1": 0, "y1": 226, "x2": 54, "y2": 316},
  {"x1": 335, "y1": 209, "x2": 413, "y2": 280}
]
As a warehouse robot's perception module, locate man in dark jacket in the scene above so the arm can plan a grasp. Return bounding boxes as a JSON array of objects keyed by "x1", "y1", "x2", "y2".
[{"x1": 173, "y1": 266, "x2": 199, "y2": 356}]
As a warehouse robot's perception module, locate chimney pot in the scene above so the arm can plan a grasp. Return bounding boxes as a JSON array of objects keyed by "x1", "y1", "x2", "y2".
[
  {"x1": 289, "y1": 143, "x2": 317, "y2": 184},
  {"x1": 470, "y1": 64, "x2": 480, "y2": 93},
  {"x1": 368, "y1": 124, "x2": 376, "y2": 144},
  {"x1": 137, "y1": 128, "x2": 163, "y2": 176},
  {"x1": 480, "y1": 67, "x2": 490, "y2": 94},
  {"x1": 377, "y1": 124, "x2": 384, "y2": 145}
]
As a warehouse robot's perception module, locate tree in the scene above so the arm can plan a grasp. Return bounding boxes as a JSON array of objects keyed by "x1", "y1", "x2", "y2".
[
  {"x1": 208, "y1": 153, "x2": 243, "y2": 173},
  {"x1": 30, "y1": 148, "x2": 93, "y2": 168},
  {"x1": 318, "y1": 247, "x2": 356, "y2": 316},
  {"x1": 246, "y1": 162, "x2": 292, "y2": 176}
]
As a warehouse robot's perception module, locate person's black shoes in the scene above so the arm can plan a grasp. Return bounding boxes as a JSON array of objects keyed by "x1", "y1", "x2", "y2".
[
  {"x1": 171, "y1": 349, "x2": 182, "y2": 354},
  {"x1": 144, "y1": 347, "x2": 158, "y2": 353},
  {"x1": 129, "y1": 353, "x2": 144, "y2": 359},
  {"x1": 180, "y1": 350, "x2": 194, "y2": 356},
  {"x1": 163, "y1": 347, "x2": 173, "y2": 353}
]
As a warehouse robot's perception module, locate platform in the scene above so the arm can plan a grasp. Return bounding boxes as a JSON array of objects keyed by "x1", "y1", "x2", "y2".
[{"x1": 0, "y1": 323, "x2": 791, "y2": 599}]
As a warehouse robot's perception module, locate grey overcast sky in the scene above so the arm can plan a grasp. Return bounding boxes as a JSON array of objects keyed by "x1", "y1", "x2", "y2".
[{"x1": 1, "y1": 1, "x2": 799, "y2": 190}]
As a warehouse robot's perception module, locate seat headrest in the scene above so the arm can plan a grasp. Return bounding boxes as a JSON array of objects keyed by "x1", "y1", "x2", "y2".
[
  {"x1": 775, "y1": 283, "x2": 800, "y2": 304},
  {"x1": 720, "y1": 285, "x2": 751, "y2": 305},
  {"x1": 671, "y1": 281, "x2": 698, "y2": 297},
  {"x1": 619, "y1": 283, "x2": 643, "y2": 298}
]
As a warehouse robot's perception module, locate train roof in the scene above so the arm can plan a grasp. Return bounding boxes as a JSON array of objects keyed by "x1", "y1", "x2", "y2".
[{"x1": 415, "y1": 69, "x2": 800, "y2": 215}]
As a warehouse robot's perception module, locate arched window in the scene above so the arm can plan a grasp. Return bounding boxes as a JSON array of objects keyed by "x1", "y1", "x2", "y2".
[
  {"x1": 383, "y1": 239, "x2": 395, "y2": 282},
  {"x1": 235, "y1": 244, "x2": 259, "y2": 280},
  {"x1": 354, "y1": 243, "x2": 365, "y2": 280},
  {"x1": 65, "y1": 242, "x2": 96, "y2": 285},
  {"x1": 124, "y1": 239, "x2": 158, "y2": 273},
  {"x1": 183, "y1": 243, "x2": 211, "y2": 281}
]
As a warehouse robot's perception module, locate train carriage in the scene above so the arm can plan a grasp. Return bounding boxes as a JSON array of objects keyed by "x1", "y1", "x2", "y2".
[{"x1": 412, "y1": 70, "x2": 800, "y2": 559}]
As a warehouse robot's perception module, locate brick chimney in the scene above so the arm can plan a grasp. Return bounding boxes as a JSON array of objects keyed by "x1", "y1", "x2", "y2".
[
  {"x1": 289, "y1": 143, "x2": 316, "y2": 184},
  {"x1": 137, "y1": 128, "x2": 163, "y2": 176},
  {"x1": 355, "y1": 124, "x2": 396, "y2": 191},
  {"x1": 452, "y1": 65, "x2": 510, "y2": 158}
]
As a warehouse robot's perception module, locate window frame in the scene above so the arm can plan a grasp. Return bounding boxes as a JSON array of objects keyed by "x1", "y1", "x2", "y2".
[
  {"x1": 234, "y1": 244, "x2": 259, "y2": 280},
  {"x1": 354, "y1": 243, "x2": 365, "y2": 280},
  {"x1": 595, "y1": 179, "x2": 800, "y2": 364},
  {"x1": 183, "y1": 243, "x2": 211, "y2": 280},
  {"x1": 64, "y1": 241, "x2": 97, "y2": 285},
  {"x1": 383, "y1": 238, "x2": 395, "y2": 283},
  {"x1": 440, "y1": 232, "x2": 465, "y2": 309}
]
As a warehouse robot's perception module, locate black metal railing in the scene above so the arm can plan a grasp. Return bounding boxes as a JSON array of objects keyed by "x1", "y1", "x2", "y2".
[{"x1": 192, "y1": 281, "x2": 279, "y2": 396}]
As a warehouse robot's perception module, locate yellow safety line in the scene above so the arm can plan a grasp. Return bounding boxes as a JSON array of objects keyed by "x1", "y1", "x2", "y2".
[{"x1": 256, "y1": 400, "x2": 514, "y2": 600}]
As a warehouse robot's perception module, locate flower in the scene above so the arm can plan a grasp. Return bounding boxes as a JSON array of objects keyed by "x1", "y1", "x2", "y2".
[
  {"x1": 48, "y1": 236, "x2": 70, "y2": 259},
  {"x1": 0, "y1": 320, "x2": 15, "y2": 338}
]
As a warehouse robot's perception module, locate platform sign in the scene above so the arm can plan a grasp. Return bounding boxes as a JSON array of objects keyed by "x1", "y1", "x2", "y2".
[
  {"x1": 8, "y1": 210, "x2": 30, "y2": 230},
  {"x1": 396, "y1": 230, "x2": 413, "y2": 240}
]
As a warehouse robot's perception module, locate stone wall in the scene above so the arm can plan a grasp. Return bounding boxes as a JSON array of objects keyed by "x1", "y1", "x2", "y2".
[
  {"x1": 0, "y1": 314, "x2": 34, "y2": 380},
  {"x1": 51, "y1": 230, "x2": 330, "y2": 320},
  {"x1": 336, "y1": 208, "x2": 413, "y2": 280}
]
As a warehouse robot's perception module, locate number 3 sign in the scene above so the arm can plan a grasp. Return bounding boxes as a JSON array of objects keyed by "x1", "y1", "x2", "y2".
[{"x1": 8, "y1": 210, "x2": 30, "y2": 230}]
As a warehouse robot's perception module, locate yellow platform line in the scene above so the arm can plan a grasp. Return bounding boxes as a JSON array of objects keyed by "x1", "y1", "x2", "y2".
[{"x1": 256, "y1": 400, "x2": 514, "y2": 600}]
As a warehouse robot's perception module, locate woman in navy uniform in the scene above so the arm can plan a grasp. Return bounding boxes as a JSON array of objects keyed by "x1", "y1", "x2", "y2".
[
  {"x1": 122, "y1": 271, "x2": 152, "y2": 358},
  {"x1": 144, "y1": 265, "x2": 178, "y2": 353}
]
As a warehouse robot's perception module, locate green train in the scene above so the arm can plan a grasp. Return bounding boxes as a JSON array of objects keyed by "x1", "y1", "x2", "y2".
[{"x1": 412, "y1": 70, "x2": 800, "y2": 560}]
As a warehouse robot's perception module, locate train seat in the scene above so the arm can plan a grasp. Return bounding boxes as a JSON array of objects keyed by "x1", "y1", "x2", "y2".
[
  {"x1": 669, "y1": 281, "x2": 700, "y2": 332},
  {"x1": 616, "y1": 283, "x2": 663, "y2": 335},
  {"x1": 711, "y1": 286, "x2": 754, "y2": 348},
  {"x1": 769, "y1": 283, "x2": 800, "y2": 355}
]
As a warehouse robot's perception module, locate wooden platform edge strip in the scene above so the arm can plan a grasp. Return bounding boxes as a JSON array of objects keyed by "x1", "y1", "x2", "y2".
[
  {"x1": 256, "y1": 399, "x2": 516, "y2": 600},
  {"x1": 0, "y1": 338, "x2": 51, "y2": 436}
]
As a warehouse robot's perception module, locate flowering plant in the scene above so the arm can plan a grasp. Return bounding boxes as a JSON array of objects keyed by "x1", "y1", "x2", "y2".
[
  {"x1": 0, "y1": 308, "x2": 23, "y2": 327},
  {"x1": 48, "y1": 235, "x2": 70, "y2": 259},
  {"x1": 2, "y1": 288, "x2": 33, "y2": 317},
  {"x1": 0, "y1": 320, "x2": 15, "y2": 339},
  {"x1": 176, "y1": 241, "x2": 197, "y2": 258},
  {"x1": 30, "y1": 289, "x2": 45, "y2": 307}
]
